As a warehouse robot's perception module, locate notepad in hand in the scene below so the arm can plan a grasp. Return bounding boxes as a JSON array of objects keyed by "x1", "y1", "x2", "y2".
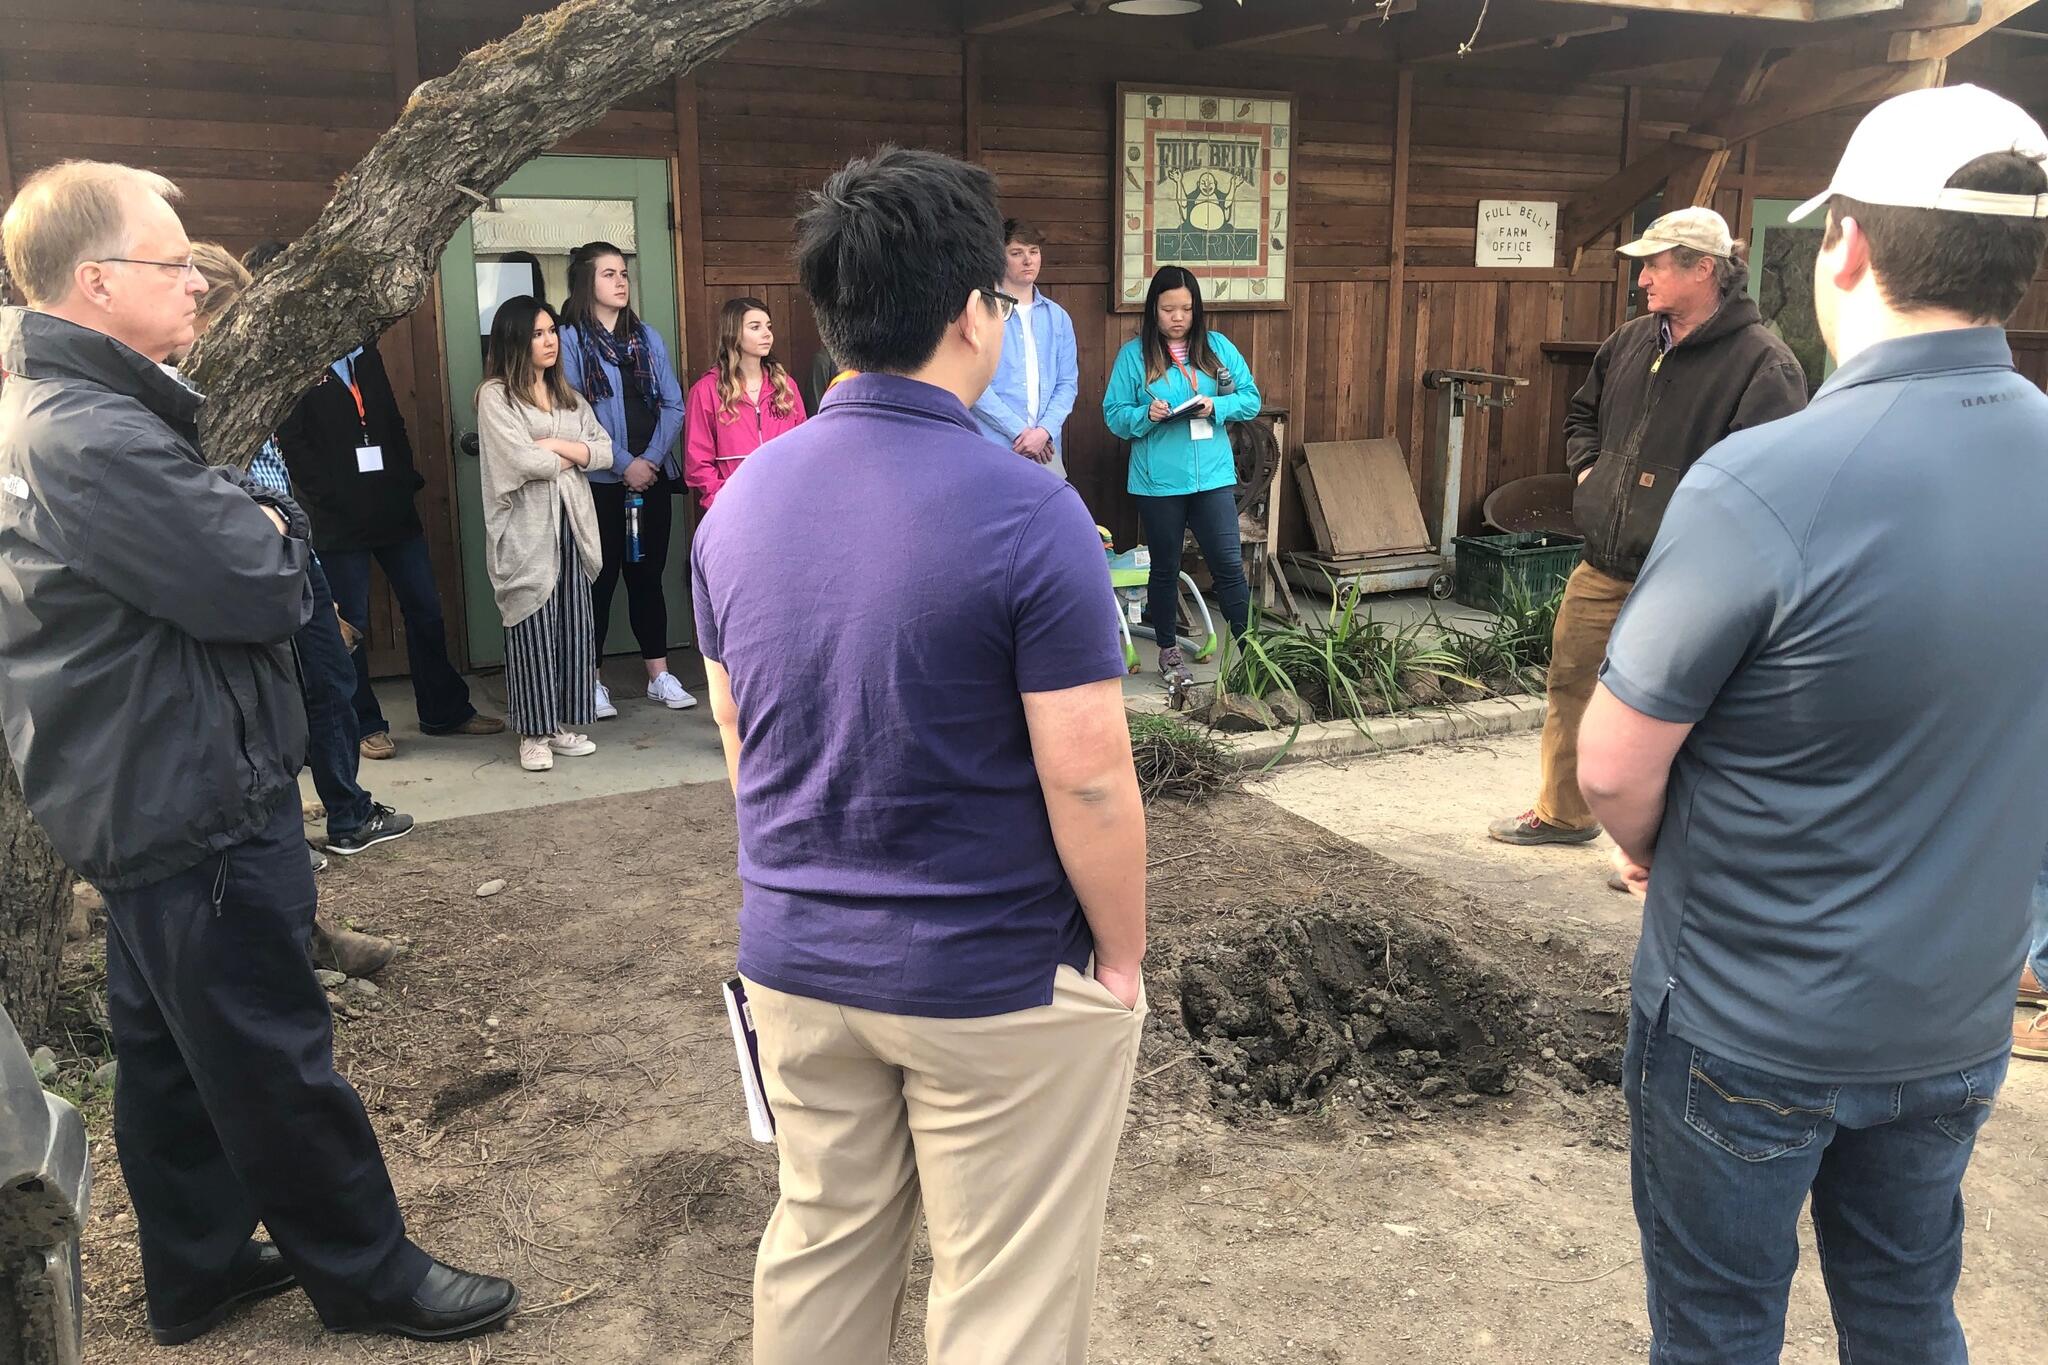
[
  {"x1": 1167, "y1": 396, "x2": 1207, "y2": 419},
  {"x1": 722, "y1": 977, "x2": 777, "y2": 1144}
]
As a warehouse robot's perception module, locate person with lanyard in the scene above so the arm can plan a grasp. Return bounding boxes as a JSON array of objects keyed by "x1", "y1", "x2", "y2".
[
  {"x1": 970, "y1": 219, "x2": 1078, "y2": 477},
  {"x1": 557, "y1": 241, "x2": 693, "y2": 716},
  {"x1": 1102, "y1": 265, "x2": 1260, "y2": 688},
  {"x1": 177, "y1": 245, "x2": 409, "y2": 984},
  {"x1": 275, "y1": 330, "x2": 501, "y2": 758},
  {"x1": 682, "y1": 296, "x2": 807, "y2": 512}
]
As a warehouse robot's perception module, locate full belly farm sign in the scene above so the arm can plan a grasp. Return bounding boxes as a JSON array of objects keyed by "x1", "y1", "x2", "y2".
[{"x1": 1476, "y1": 200, "x2": 1558, "y2": 269}]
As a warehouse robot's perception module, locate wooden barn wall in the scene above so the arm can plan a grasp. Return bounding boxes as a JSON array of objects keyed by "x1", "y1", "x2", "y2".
[{"x1": 5, "y1": 0, "x2": 2045, "y2": 661}]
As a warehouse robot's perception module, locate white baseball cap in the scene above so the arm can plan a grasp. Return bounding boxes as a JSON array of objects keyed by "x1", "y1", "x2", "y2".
[
  {"x1": 1789, "y1": 84, "x2": 2048, "y2": 224},
  {"x1": 1618, "y1": 206, "x2": 1735, "y2": 258}
]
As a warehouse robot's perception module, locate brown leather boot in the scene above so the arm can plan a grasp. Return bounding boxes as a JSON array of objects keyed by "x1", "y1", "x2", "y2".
[
  {"x1": 2020, "y1": 962, "x2": 2046, "y2": 1007},
  {"x1": 312, "y1": 915, "x2": 399, "y2": 978}
]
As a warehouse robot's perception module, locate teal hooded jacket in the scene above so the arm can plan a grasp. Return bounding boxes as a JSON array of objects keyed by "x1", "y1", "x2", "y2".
[{"x1": 1103, "y1": 331, "x2": 1261, "y2": 497}]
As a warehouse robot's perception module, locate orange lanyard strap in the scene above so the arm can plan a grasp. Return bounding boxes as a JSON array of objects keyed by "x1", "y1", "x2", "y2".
[
  {"x1": 339, "y1": 355, "x2": 367, "y2": 430},
  {"x1": 1173, "y1": 359, "x2": 1201, "y2": 396}
]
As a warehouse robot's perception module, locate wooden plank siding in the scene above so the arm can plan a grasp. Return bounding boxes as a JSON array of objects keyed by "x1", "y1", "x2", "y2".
[{"x1": 4, "y1": 0, "x2": 2045, "y2": 668}]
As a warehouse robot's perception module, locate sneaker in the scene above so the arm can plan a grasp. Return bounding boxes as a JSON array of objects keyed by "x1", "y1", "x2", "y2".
[
  {"x1": 2015, "y1": 1007, "x2": 2048, "y2": 1062},
  {"x1": 593, "y1": 681, "x2": 618, "y2": 720},
  {"x1": 1158, "y1": 645, "x2": 1194, "y2": 687},
  {"x1": 325, "y1": 803, "x2": 416, "y2": 856},
  {"x1": 2021, "y1": 963, "x2": 2046, "y2": 1007},
  {"x1": 548, "y1": 730, "x2": 597, "y2": 757},
  {"x1": 359, "y1": 731, "x2": 396, "y2": 761},
  {"x1": 518, "y1": 737, "x2": 554, "y2": 772},
  {"x1": 647, "y1": 673, "x2": 698, "y2": 710},
  {"x1": 309, "y1": 847, "x2": 329, "y2": 874},
  {"x1": 1487, "y1": 809, "x2": 1602, "y2": 846}
]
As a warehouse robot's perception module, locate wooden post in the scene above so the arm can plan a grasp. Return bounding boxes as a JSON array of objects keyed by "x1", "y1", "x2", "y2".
[
  {"x1": 1381, "y1": 66, "x2": 1412, "y2": 442},
  {"x1": 1614, "y1": 85, "x2": 1640, "y2": 332},
  {"x1": 672, "y1": 73, "x2": 708, "y2": 375},
  {"x1": 963, "y1": 36, "x2": 984, "y2": 162}
]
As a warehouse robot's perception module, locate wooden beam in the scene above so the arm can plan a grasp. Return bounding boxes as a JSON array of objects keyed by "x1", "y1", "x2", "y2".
[
  {"x1": 1381, "y1": 66, "x2": 1412, "y2": 442},
  {"x1": 1403, "y1": 11, "x2": 1628, "y2": 60},
  {"x1": 962, "y1": 35, "x2": 983, "y2": 162},
  {"x1": 1890, "y1": 0, "x2": 2030, "y2": 57},
  {"x1": 1699, "y1": 55, "x2": 1944, "y2": 143},
  {"x1": 1560, "y1": 143, "x2": 1684, "y2": 265},
  {"x1": 1550, "y1": 0, "x2": 1973, "y2": 76},
  {"x1": 1662, "y1": 41, "x2": 1773, "y2": 206},
  {"x1": 672, "y1": 73, "x2": 708, "y2": 374},
  {"x1": 963, "y1": 0, "x2": 1078, "y2": 34},
  {"x1": 1543, "y1": 0, "x2": 1836, "y2": 21},
  {"x1": 1197, "y1": 0, "x2": 1408, "y2": 48}
]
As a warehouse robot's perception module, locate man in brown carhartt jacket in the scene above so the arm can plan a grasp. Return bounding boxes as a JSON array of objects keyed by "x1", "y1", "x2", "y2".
[{"x1": 1490, "y1": 207, "x2": 1808, "y2": 851}]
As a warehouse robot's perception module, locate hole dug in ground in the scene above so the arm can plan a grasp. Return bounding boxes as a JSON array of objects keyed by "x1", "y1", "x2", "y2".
[{"x1": 1178, "y1": 912, "x2": 1626, "y2": 1120}]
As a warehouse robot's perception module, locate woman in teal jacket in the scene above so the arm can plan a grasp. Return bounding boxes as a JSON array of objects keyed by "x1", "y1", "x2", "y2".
[{"x1": 1103, "y1": 266, "x2": 1260, "y2": 684}]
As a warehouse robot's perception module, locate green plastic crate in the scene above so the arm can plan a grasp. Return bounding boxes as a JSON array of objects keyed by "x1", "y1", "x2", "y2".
[{"x1": 1451, "y1": 531, "x2": 1583, "y2": 610}]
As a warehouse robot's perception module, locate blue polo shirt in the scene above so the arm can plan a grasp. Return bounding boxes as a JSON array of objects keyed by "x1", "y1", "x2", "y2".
[
  {"x1": 690, "y1": 373, "x2": 1127, "y2": 1018},
  {"x1": 1604, "y1": 327, "x2": 2048, "y2": 1084}
]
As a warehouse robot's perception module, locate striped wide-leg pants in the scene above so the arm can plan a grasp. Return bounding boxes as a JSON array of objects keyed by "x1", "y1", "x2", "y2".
[{"x1": 504, "y1": 519, "x2": 597, "y2": 739}]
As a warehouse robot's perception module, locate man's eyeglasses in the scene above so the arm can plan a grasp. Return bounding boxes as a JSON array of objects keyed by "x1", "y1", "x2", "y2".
[
  {"x1": 984, "y1": 288, "x2": 1020, "y2": 322},
  {"x1": 99, "y1": 256, "x2": 201, "y2": 283}
]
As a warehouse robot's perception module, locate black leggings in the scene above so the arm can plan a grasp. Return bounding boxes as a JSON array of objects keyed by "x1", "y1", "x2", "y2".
[{"x1": 589, "y1": 476, "x2": 674, "y2": 660}]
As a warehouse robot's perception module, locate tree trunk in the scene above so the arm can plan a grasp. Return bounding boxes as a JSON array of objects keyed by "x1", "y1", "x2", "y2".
[
  {"x1": 0, "y1": 757, "x2": 71, "y2": 1035},
  {"x1": 185, "y1": 0, "x2": 819, "y2": 466}
]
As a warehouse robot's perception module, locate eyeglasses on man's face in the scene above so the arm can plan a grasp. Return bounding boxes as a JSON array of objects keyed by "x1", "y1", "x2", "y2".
[
  {"x1": 984, "y1": 288, "x2": 1020, "y2": 322},
  {"x1": 99, "y1": 256, "x2": 203, "y2": 285}
]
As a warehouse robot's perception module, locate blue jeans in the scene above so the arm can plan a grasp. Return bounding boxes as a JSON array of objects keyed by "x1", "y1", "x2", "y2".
[
  {"x1": 1134, "y1": 486, "x2": 1250, "y2": 647},
  {"x1": 2030, "y1": 857, "x2": 2048, "y2": 985},
  {"x1": 297, "y1": 560, "x2": 373, "y2": 836},
  {"x1": 321, "y1": 533, "x2": 476, "y2": 737},
  {"x1": 1624, "y1": 1004, "x2": 2007, "y2": 1365}
]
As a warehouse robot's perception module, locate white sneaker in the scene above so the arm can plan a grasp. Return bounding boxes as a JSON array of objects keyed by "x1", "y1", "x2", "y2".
[
  {"x1": 593, "y1": 681, "x2": 618, "y2": 720},
  {"x1": 548, "y1": 730, "x2": 597, "y2": 757},
  {"x1": 647, "y1": 673, "x2": 698, "y2": 710},
  {"x1": 518, "y1": 736, "x2": 554, "y2": 771}
]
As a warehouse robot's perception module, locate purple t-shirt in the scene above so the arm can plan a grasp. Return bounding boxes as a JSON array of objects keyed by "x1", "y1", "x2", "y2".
[{"x1": 691, "y1": 373, "x2": 1126, "y2": 1018}]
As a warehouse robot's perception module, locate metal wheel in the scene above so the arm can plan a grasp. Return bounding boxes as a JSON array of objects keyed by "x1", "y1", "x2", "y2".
[{"x1": 1427, "y1": 570, "x2": 1456, "y2": 601}]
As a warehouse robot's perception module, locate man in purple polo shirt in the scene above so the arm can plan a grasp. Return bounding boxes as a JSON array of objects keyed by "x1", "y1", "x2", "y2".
[{"x1": 691, "y1": 147, "x2": 1147, "y2": 1363}]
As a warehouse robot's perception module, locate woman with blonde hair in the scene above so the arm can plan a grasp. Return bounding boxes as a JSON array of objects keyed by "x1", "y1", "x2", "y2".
[
  {"x1": 475, "y1": 296, "x2": 613, "y2": 772},
  {"x1": 682, "y1": 296, "x2": 806, "y2": 511}
]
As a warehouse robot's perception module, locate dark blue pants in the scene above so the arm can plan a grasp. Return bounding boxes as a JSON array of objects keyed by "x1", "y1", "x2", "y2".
[
  {"x1": 1624, "y1": 1004, "x2": 2007, "y2": 1364},
  {"x1": 322, "y1": 532, "x2": 476, "y2": 737},
  {"x1": 101, "y1": 795, "x2": 429, "y2": 1325},
  {"x1": 1134, "y1": 486, "x2": 1250, "y2": 646},
  {"x1": 298, "y1": 559, "x2": 373, "y2": 836}
]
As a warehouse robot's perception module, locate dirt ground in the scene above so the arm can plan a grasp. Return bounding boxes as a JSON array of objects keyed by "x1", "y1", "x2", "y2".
[{"x1": 72, "y1": 774, "x2": 2046, "y2": 1363}]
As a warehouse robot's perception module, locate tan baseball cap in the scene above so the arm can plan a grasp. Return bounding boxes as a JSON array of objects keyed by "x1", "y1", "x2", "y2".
[
  {"x1": 1618, "y1": 206, "x2": 1735, "y2": 259},
  {"x1": 1788, "y1": 84, "x2": 2048, "y2": 224}
]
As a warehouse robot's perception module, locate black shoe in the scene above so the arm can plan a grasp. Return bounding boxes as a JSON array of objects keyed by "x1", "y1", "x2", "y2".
[
  {"x1": 335, "y1": 1260, "x2": 519, "y2": 1342},
  {"x1": 149, "y1": 1242, "x2": 297, "y2": 1346},
  {"x1": 325, "y1": 804, "x2": 415, "y2": 856}
]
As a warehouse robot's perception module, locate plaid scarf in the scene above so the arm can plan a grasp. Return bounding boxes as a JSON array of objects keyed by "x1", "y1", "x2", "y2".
[{"x1": 576, "y1": 318, "x2": 661, "y2": 414}]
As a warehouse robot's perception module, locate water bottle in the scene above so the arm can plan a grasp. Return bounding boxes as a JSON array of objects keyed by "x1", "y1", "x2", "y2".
[{"x1": 625, "y1": 492, "x2": 644, "y2": 564}]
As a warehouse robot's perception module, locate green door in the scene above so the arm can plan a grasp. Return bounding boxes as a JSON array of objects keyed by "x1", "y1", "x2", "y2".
[
  {"x1": 437, "y1": 155, "x2": 687, "y2": 667},
  {"x1": 1747, "y1": 198, "x2": 1832, "y2": 398}
]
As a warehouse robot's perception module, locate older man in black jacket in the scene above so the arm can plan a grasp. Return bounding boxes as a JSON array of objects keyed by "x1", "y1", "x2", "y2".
[
  {"x1": 1489, "y1": 207, "x2": 1808, "y2": 854},
  {"x1": 0, "y1": 160, "x2": 515, "y2": 1346}
]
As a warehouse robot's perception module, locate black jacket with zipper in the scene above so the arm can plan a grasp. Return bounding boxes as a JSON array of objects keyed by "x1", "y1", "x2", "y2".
[
  {"x1": 0, "y1": 308, "x2": 313, "y2": 891},
  {"x1": 1566, "y1": 293, "x2": 1807, "y2": 580},
  {"x1": 273, "y1": 340, "x2": 426, "y2": 554}
]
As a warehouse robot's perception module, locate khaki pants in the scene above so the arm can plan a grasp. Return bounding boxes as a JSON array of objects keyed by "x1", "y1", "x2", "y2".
[
  {"x1": 747, "y1": 965, "x2": 1146, "y2": 1365},
  {"x1": 1533, "y1": 561, "x2": 1634, "y2": 830}
]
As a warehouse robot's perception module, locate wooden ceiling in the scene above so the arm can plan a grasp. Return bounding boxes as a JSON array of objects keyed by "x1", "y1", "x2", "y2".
[{"x1": 958, "y1": 0, "x2": 2047, "y2": 84}]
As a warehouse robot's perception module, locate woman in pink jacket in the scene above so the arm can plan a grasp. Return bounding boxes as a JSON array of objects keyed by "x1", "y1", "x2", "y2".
[{"x1": 683, "y1": 297, "x2": 807, "y2": 510}]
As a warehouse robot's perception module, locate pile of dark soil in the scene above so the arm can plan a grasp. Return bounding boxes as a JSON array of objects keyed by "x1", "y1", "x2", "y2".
[{"x1": 1178, "y1": 907, "x2": 1626, "y2": 1119}]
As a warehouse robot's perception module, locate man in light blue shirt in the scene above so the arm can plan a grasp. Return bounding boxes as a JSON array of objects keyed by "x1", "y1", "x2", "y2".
[{"x1": 971, "y1": 219, "x2": 1078, "y2": 478}]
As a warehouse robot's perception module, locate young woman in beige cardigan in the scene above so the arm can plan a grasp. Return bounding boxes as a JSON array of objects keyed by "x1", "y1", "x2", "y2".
[{"x1": 476, "y1": 297, "x2": 614, "y2": 772}]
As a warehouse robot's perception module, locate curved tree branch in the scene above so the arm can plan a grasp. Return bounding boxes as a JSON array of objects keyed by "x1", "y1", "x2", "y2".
[{"x1": 185, "y1": 0, "x2": 818, "y2": 465}]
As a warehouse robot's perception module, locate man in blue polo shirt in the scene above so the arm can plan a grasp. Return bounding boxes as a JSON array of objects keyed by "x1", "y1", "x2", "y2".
[
  {"x1": 1578, "y1": 85, "x2": 2048, "y2": 1363},
  {"x1": 692, "y1": 147, "x2": 1145, "y2": 1364}
]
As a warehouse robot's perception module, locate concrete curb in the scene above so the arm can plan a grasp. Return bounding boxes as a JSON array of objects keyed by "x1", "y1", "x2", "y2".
[{"x1": 1213, "y1": 694, "x2": 1548, "y2": 772}]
